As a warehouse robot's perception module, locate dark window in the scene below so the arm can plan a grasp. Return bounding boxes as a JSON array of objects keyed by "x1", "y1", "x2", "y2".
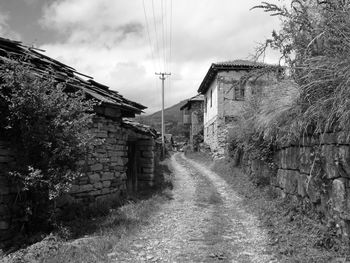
[
  {"x1": 234, "y1": 85, "x2": 245, "y2": 101},
  {"x1": 210, "y1": 90, "x2": 213, "y2": 107}
]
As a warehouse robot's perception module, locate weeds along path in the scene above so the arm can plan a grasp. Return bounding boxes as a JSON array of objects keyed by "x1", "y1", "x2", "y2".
[{"x1": 110, "y1": 152, "x2": 277, "y2": 262}]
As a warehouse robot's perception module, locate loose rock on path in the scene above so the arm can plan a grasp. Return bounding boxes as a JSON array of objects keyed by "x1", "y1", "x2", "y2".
[{"x1": 110, "y1": 153, "x2": 278, "y2": 262}]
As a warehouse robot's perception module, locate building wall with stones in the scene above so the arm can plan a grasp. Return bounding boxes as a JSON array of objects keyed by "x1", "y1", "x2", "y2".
[
  {"x1": 68, "y1": 115, "x2": 129, "y2": 204},
  {"x1": 67, "y1": 114, "x2": 157, "y2": 204},
  {"x1": 242, "y1": 131, "x2": 350, "y2": 239},
  {"x1": 204, "y1": 70, "x2": 278, "y2": 158},
  {"x1": 0, "y1": 112, "x2": 158, "y2": 248},
  {"x1": 0, "y1": 140, "x2": 24, "y2": 249},
  {"x1": 182, "y1": 101, "x2": 203, "y2": 151}
]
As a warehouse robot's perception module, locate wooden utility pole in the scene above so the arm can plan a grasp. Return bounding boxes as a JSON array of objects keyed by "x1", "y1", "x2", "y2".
[{"x1": 155, "y1": 72, "x2": 171, "y2": 157}]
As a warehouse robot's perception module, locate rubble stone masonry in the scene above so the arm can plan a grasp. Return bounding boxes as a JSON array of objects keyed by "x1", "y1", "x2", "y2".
[
  {"x1": 0, "y1": 114, "x2": 158, "y2": 248},
  {"x1": 0, "y1": 140, "x2": 22, "y2": 248},
  {"x1": 69, "y1": 115, "x2": 157, "y2": 203},
  {"x1": 243, "y1": 131, "x2": 350, "y2": 239},
  {"x1": 69, "y1": 115, "x2": 129, "y2": 203}
]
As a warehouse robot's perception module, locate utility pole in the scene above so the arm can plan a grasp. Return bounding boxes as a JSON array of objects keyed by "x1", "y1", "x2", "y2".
[{"x1": 155, "y1": 72, "x2": 171, "y2": 157}]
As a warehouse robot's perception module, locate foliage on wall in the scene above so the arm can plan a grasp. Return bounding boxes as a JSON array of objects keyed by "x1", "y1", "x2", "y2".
[{"x1": 0, "y1": 61, "x2": 97, "y2": 225}]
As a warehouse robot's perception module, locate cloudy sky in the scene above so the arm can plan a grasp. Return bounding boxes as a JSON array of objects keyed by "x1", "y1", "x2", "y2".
[{"x1": 0, "y1": 0, "x2": 284, "y2": 113}]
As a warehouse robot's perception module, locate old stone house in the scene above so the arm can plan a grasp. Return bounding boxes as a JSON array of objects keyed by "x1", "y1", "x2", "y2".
[
  {"x1": 180, "y1": 94, "x2": 204, "y2": 151},
  {"x1": 0, "y1": 37, "x2": 159, "y2": 247},
  {"x1": 197, "y1": 60, "x2": 279, "y2": 157}
]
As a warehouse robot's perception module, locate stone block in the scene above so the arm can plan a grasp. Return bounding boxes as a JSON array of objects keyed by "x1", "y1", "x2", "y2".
[
  {"x1": 299, "y1": 136, "x2": 312, "y2": 147},
  {"x1": 101, "y1": 188, "x2": 111, "y2": 195},
  {"x1": 141, "y1": 163, "x2": 154, "y2": 169},
  {"x1": 139, "y1": 158, "x2": 153, "y2": 165},
  {"x1": 0, "y1": 149, "x2": 11, "y2": 156},
  {"x1": 0, "y1": 186, "x2": 10, "y2": 195},
  {"x1": 0, "y1": 156, "x2": 13, "y2": 163},
  {"x1": 142, "y1": 151, "x2": 154, "y2": 158},
  {"x1": 142, "y1": 167, "x2": 153, "y2": 174},
  {"x1": 321, "y1": 145, "x2": 339, "y2": 179},
  {"x1": 56, "y1": 194, "x2": 75, "y2": 207},
  {"x1": 138, "y1": 145, "x2": 154, "y2": 151},
  {"x1": 299, "y1": 147, "x2": 313, "y2": 174},
  {"x1": 0, "y1": 205, "x2": 8, "y2": 216},
  {"x1": 276, "y1": 169, "x2": 298, "y2": 194},
  {"x1": 137, "y1": 139, "x2": 154, "y2": 146},
  {"x1": 321, "y1": 133, "x2": 337, "y2": 145},
  {"x1": 102, "y1": 181, "x2": 111, "y2": 188},
  {"x1": 88, "y1": 173, "x2": 100, "y2": 183},
  {"x1": 105, "y1": 138, "x2": 117, "y2": 144},
  {"x1": 69, "y1": 184, "x2": 80, "y2": 194},
  {"x1": 89, "y1": 190, "x2": 102, "y2": 196},
  {"x1": 0, "y1": 221, "x2": 9, "y2": 230},
  {"x1": 297, "y1": 173, "x2": 308, "y2": 197},
  {"x1": 90, "y1": 163, "x2": 103, "y2": 171},
  {"x1": 79, "y1": 184, "x2": 93, "y2": 192},
  {"x1": 332, "y1": 178, "x2": 347, "y2": 213},
  {"x1": 93, "y1": 182, "x2": 103, "y2": 189},
  {"x1": 306, "y1": 174, "x2": 323, "y2": 203},
  {"x1": 337, "y1": 131, "x2": 350, "y2": 144},
  {"x1": 109, "y1": 151, "x2": 125, "y2": 158},
  {"x1": 101, "y1": 172, "x2": 114, "y2": 181},
  {"x1": 114, "y1": 145, "x2": 126, "y2": 151},
  {"x1": 338, "y1": 146, "x2": 350, "y2": 177}
]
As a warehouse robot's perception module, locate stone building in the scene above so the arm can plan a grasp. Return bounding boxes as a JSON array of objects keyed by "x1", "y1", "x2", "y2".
[
  {"x1": 0, "y1": 37, "x2": 159, "y2": 247},
  {"x1": 197, "y1": 60, "x2": 279, "y2": 157},
  {"x1": 180, "y1": 94, "x2": 204, "y2": 151}
]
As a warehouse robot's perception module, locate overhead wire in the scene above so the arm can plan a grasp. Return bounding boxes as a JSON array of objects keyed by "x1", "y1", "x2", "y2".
[
  {"x1": 161, "y1": 0, "x2": 166, "y2": 72},
  {"x1": 142, "y1": 0, "x2": 156, "y2": 72},
  {"x1": 151, "y1": 0, "x2": 162, "y2": 72}
]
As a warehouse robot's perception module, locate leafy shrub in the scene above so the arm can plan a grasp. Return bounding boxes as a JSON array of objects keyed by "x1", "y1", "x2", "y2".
[{"x1": 0, "y1": 61, "x2": 96, "y2": 227}]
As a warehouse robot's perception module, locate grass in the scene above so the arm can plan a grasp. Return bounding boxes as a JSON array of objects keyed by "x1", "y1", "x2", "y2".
[
  {"x1": 1, "y1": 159, "x2": 174, "y2": 263},
  {"x1": 186, "y1": 151, "x2": 350, "y2": 263}
]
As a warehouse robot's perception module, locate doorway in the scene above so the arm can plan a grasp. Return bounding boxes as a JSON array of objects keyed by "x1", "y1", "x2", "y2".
[{"x1": 127, "y1": 141, "x2": 137, "y2": 193}]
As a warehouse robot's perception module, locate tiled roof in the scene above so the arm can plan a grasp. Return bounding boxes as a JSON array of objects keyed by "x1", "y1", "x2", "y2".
[
  {"x1": 122, "y1": 118, "x2": 158, "y2": 137},
  {"x1": 197, "y1": 59, "x2": 280, "y2": 94},
  {"x1": 213, "y1": 60, "x2": 272, "y2": 68},
  {"x1": 180, "y1": 94, "x2": 204, "y2": 110},
  {"x1": 0, "y1": 37, "x2": 146, "y2": 117}
]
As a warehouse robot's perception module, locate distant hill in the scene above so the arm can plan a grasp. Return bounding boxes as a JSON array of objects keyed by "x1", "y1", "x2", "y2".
[{"x1": 136, "y1": 100, "x2": 188, "y2": 140}]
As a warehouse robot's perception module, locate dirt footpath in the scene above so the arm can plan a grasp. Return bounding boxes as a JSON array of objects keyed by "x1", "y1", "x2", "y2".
[{"x1": 110, "y1": 153, "x2": 278, "y2": 262}]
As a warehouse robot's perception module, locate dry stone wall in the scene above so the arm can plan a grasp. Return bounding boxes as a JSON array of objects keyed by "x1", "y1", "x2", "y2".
[
  {"x1": 135, "y1": 138, "x2": 156, "y2": 189},
  {"x1": 0, "y1": 114, "x2": 159, "y2": 248},
  {"x1": 244, "y1": 131, "x2": 350, "y2": 238},
  {"x1": 69, "y1": 116, "x2": 129, "y2": 203},
  {"x1": 0, "y1": 140, "x2": 23, "y2": 248}
]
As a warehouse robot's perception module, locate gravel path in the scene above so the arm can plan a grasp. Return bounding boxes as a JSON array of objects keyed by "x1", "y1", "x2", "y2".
[{"x1": 110, "y1": 153, "x2": 278, "y2": 262}]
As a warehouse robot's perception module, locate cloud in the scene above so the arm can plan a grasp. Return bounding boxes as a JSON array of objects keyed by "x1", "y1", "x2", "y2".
[
  {"x1": 39, "y1": 0, "x2": 283, "y2": 113},
  {"x1": 0, "y1": 11, "x2": 21, "y2": 40}
]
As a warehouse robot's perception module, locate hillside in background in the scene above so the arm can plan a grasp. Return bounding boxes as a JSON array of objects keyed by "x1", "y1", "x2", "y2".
[{"x1": 136, "y1": 100, "x2": 188, "y2": 141}]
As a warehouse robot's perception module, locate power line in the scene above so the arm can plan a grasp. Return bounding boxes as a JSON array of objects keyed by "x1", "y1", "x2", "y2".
[
  {"x1": 169, "y1": 0, "x2": 173, "y2": 70},
  {"x1": 151, "y1": 0, "x2": 161, "y2": 71},
  {"x1": 142, "y1": 0, "x2": 156, "y2": 72},
  {"x1": 161, "y1": 0, "x2": 166, "y2": 72},
  {"x1": 164, "y1": 0, "x2": 168, "y2": 72}
]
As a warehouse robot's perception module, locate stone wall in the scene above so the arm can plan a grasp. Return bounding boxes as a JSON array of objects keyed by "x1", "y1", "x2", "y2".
[
  {"x1": 135, "y1": 138, "x2": 156, "y2": 190},
  {"x1": 243, "y1": 131, "x2": 350, "y2": 238},
  {"x1": 68, "y1": 115, "x2": 129, "y2": 203},
  {"x1": 0, "y1": 114, "x2": 159, "y2": 248},
  {"x1": 68, "y1": 115, "x2": 157, "y2": 203},
  {"x1": 0, "y1": 140, "x2": 23, "y2": 248}
]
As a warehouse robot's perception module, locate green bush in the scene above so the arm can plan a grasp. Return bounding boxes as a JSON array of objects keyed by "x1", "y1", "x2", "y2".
[{"x1": 0, "y1": 61, "x2": 96, "y2": 227}]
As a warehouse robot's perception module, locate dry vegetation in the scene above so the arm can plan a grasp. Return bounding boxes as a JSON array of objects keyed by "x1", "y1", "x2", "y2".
[
  {"x1": 0, "y1": 160, "x2": 174, "y2": 263},
  {"x1": 186, "y1": 152, "x2": 350, "y2": 262}
]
